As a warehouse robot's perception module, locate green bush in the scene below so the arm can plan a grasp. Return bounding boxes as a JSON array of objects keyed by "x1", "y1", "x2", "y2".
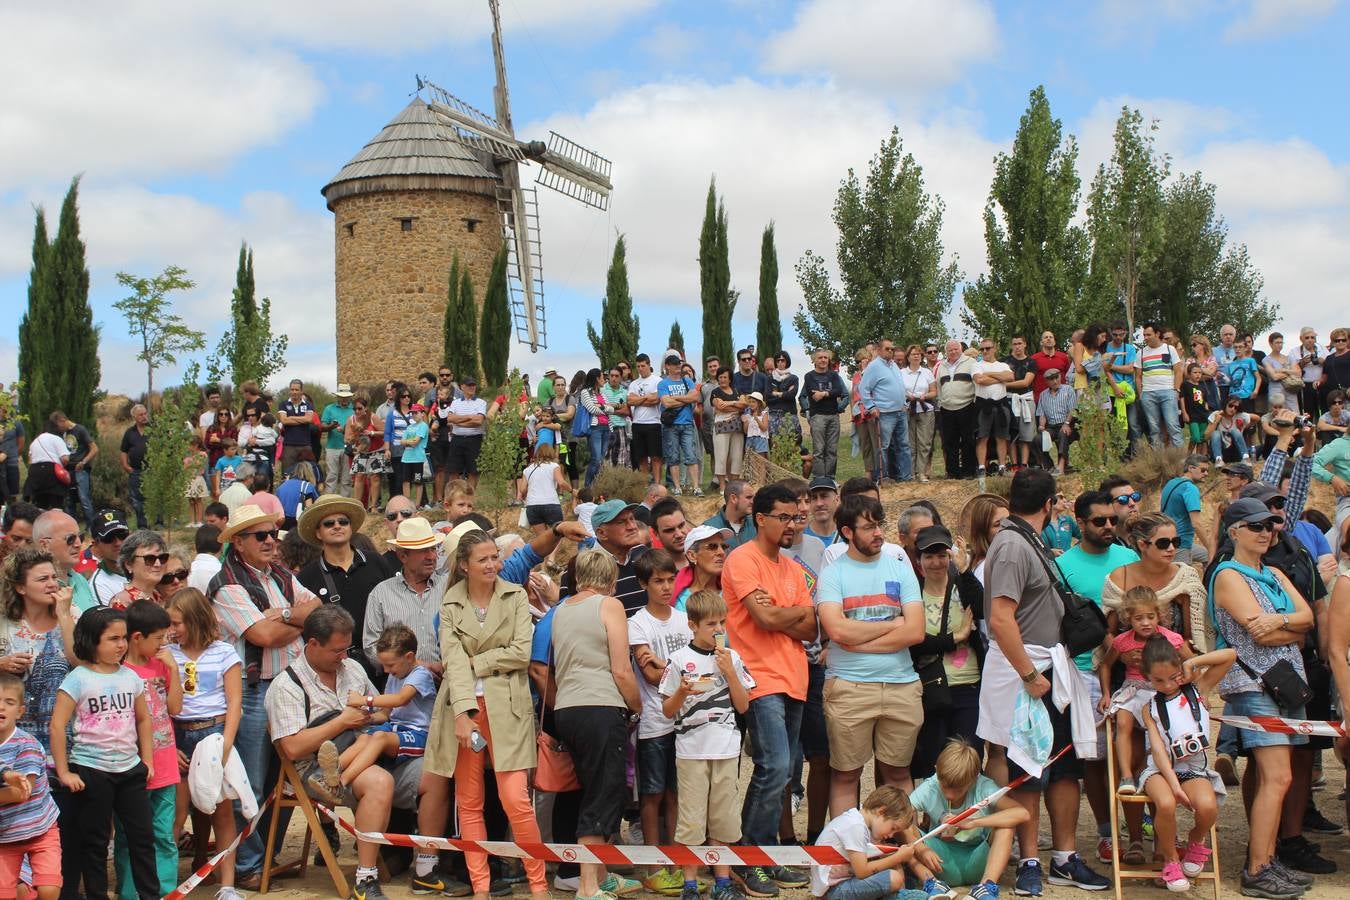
[
  {"x1": 1073, "y1": 387, "x2": 1129, "y2": 491},
  {"x1": 476, "y1": 370, "x2": 526, "y2": 514}
]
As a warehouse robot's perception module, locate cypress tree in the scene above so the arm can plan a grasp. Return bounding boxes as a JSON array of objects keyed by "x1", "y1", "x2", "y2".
[
  {"x1": 586, "y1": 234, "x2": 640, "y2": 368},
  {"x1": 699, "y1": 177, "x2": 735, "y2": 367},
  {"x1": 756, "y1": 222, "x2": 781, "y2": 358},
  {"x1": 480, "y1": 245, "x2": 512, "y2": 389},
  {"x1": 208, "y1": 243, "x2": 288, "y2": 388},
  {"x1": 667, "y1": 322, "x2": 685, "y2": 354},
  {"x1": 17, "y1": 208, "x2": 50, "y2": 421},
  {"x1": 443, "y1": 254, "x2": 479, "y2": 383}
]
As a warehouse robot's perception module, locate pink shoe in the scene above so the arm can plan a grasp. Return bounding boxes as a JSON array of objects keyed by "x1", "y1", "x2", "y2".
[
  {"x1": 1161, "y1": 861, "x2": 1190, "y2": 892},
  {"x1": 1181, "y1": 841, "x2": 1212, "y2": 878}
]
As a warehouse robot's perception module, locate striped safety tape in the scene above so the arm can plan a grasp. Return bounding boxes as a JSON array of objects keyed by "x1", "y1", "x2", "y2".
[
  {"x1": 161, "y1": 795, "x2": 273, "y2": 900},
  {"x1": 1215, "y1": 714, "x2": 1347, "y2": 739}
]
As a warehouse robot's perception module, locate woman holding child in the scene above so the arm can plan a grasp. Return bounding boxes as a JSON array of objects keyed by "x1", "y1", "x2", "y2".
[{"x1": 425, "y1": 529, "x2": 549, "y2": 900}]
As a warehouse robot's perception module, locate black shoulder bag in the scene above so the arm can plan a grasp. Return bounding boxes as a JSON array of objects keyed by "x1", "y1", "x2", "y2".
[
  {"x1": 1004, "y1": 517, "x2": 1108, "y2": 656},
  {"x1": 913, "y1": 581, "x2": 955, "y2": 715}
]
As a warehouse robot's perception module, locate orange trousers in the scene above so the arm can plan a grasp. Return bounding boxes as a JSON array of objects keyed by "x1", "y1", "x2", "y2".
[{"x1": 453, "y1": 698, "x2": 547, "y2": 893}]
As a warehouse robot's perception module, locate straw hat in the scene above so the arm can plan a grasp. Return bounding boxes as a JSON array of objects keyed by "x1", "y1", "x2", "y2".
[
  {"x1": 220, "y1": 504, "x2": 279, "y2": 542},
  {"x1": 388, "y1": 516, "x2": 441, "y2": 550},
  {"x1": 297, "y1": 494, "x2": 366, "y2": 547},
  {"x1": 442, "y1": 519, "x2": 491, "y2": 562}
]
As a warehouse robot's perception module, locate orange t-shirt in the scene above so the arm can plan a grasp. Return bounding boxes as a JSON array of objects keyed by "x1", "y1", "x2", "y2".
[{"x1": 722, "y1": 541, "x2": 812, "y2": 701}]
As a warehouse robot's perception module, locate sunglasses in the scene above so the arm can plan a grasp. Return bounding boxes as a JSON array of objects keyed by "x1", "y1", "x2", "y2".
[
  {"x1": 57, "y1": 533, "x2": 80, "y2": 546},
  {"x1": 1088, "y1": 515, "x2": 1119, "y2": 527},
  {"x1": 135, "y1": 552, "x2": 171, "y2": 565},
  {"x1": 1143, "y1": 537, "x2": 1181, "y2": 550},
  {"x1": 1113, "y1": 492, "x2": 1142, "y2": 505},
  {"x1": 183, "y1": 660, "x2": 197, "y2": 693},
  {"x1": 241, "y1": 529, "x2": 280, "y2": 543},
  {"x1": 99, "y1": 531, "x2": 129, "y2": 543},
  {"x1": 1265, "y1": 496, "x2": 1287, "y2": 510},
  {"x1": 386, "y1": 509, "x2": 416, "y2": 521},
  {"x1": 1241, "y1": 519, "x2": 1281, "y2": 533},
  {"x1": 159, "y1": 569, "x2": 188, "y2": 586},
  {"x1": 320, "y1": 517, "x2": 351, "y2": 529}
]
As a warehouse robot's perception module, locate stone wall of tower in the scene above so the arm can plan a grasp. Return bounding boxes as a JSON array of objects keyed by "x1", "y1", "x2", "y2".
[{"x1": 332, "y1": 188, "x2": 502, "y2": 387}]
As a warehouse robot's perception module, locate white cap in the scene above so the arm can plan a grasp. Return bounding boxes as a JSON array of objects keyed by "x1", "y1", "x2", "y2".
[{"x1": 683, "y1": 524, "x2": 733, "y2": 553}]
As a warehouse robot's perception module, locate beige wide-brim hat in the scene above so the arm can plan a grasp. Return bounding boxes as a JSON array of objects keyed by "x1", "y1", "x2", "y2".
[
  {"x1": 220, "y1": 504, "x2": 279, "y2": 542},
  {"x1": 388, "y1": 516, "x2": 441, "y2": 550},
  {"x1": 442, "y1": 519, "x2": 488, "y2": 562},
  {"x1": 297, "y1": 494, "x2": 366, "y2": 547}
]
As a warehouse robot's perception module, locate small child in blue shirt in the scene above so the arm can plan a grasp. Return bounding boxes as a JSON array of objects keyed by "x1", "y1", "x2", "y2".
[
  {"x1": 212, "y1": 440, "x2": 244, "y2": 494},
  {"x1": 1041, "y1": 491, "x2": 1079, "y2": 554},
  {"x1": 307, "y1": 625, "x2": 436, "y2": 804}
]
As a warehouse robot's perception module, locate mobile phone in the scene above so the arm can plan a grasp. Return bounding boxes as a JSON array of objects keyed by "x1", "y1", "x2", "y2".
[
  {"x1": 714, "y1": 632, "x2": 726, "y2": 650},
  {"x1": 469, "y1": 730, "x2": 487, "y2": 753}
]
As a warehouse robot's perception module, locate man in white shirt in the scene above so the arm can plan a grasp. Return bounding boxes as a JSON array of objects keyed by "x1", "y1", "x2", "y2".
[
  {"x1": 445, "y1": 376, "x2": 488, "y2": 488},
  {"x1": 627, "y1": 353, "x2": 664, "y2": 484},
  {"x1": 972, "y1": 338, "x2": 1014, "y2": 482}
]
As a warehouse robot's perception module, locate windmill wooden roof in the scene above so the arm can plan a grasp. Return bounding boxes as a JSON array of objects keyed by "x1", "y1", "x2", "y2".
[{"x1": 322, "y1": 99, "x2": 500, "y2": 208}]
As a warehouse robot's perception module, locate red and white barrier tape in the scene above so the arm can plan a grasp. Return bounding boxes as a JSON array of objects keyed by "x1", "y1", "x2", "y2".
[
  {"x1": 161, "y1": 795, "x2": 273, "y2": 900},
  {"x1": 911, "y1": 744, "x2": 1072, "y2": 846},
  {"x1": 1215, "y1": 714, "x2": 1347, "y2": 738}
]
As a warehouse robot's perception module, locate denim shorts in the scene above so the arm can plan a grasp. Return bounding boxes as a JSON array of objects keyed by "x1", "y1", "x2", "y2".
[
  {"x1": 661, "y1": 424, "x2": 700, "y2": 465},
  {"x1": 826, "y1": 869, "x2": 927, "y2": 900},
  {"x1": 637, "y1": 733, "x2": 677, "y2": 795},
  {"x1": 174, "y1": 718, "x2": 225, "y2": 759},
  {"x1": 1224, "y1": 690, "x2": 1308, "y2": 752}
]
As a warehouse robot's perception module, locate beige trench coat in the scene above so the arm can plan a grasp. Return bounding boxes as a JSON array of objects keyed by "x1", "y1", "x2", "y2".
[{"x1": 423, "y1": 577, "x2": 537, "y2": 777}]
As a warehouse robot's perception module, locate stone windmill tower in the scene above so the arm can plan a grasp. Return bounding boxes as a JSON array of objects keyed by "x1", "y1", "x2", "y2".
[{"x1": 323, "y1": 0, "x2": 612, "y2": 387}]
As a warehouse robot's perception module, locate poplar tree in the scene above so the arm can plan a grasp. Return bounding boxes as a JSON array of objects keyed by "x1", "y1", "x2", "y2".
[
  {"x1": 756, "y1": 222, "x2": 782, "y2": 358},
  {"x1": 962, "y1": 86, "x2": 1091, "y2": 344},
  {"x1": 586, "y1": 234, "x2": 640, "y2": 368},
  {"x1": 699, "y1": 178, "x2": 735, "y2": 367},
  {"x1": 443, "y1": 254, "x2": 479, "y2": 383},
  {"x1": 207, "y1": 243, "x2": 288, "y2": 388},
  {"x1": 480, "y1": 245, "x2": 512, "y2": 389}
]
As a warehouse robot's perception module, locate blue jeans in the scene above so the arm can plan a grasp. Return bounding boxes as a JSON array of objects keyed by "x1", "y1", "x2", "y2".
[
  {"x1": 877, "y1": 410, "x2": 912, "y2": 481},
  {"x1": 826, "y1": 870, "x2": 928, "y2": 900},
  {"x1": 1210, "y1": 426, "x2": 1250, "y2": 461},
  {"x1": 234, "y1": 678, "x2": 282, "y2": 875},
  {"x1": 66, "y1": 466, "x2": 94, "y2": 527},
  {"x1": 741, "y1": 693, "x2": 803, "y2": 846},
  {"x1": 1139, "y1": 390, "x2": 1183, "y2": 447},
  {"x1": 585, "y1": 426, "x2": 610, "y2": 487},
  {"x1": 127, "y1": 469, "x2": 147, "y2": 529},
  {"x1": 661, "y1": 423, "x2": 700, "y2": 467}
]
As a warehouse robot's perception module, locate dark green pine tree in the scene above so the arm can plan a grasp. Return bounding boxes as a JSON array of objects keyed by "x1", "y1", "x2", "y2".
[
  {"x1": 699, "y1": 177, "x2": 735, "y2": 366},
  {"x1": 586, "y1": 234, "x2": 640, "y2": 368},
  {"x1": 442, "y1": 254, "x2": 479, "y2": 383},
  {"x1": 667, "y1": 321, "x2": 685, "y2": 354},
  {"x1": 479, "y1": 245, "x2": 512, "y2": 389},
  {"x1": 17, "y1": 207, "x2": 50, "y2": 422},
  {"x1": 21, "y1": 178, "x2": 99, "y2": 423},
  {"x1": 756, "y1": 222, "x2": 781, "y2": 358}
]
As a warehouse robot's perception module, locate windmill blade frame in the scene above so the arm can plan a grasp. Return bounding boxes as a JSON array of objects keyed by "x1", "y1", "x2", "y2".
[
  {"x1": 531, "y1": 131, "x2": 613, "y2": 211},
  {"x1": 496, "y1": 178, "x2": 547, "y2": 351},
  {"x1": 422, "y1": 79, "x2": 526, "y2": 161}
]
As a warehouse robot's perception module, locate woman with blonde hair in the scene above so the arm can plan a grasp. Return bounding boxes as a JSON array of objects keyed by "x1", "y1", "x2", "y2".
[
  {"x1": 424, "y1": 530, "x2": 549, "y2": 900},
  {"x1": 518, "y1": 443, "x2": 572, "y2": 535}
]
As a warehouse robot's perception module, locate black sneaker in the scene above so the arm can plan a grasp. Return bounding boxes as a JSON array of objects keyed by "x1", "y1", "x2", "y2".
[
  {"x1": 355, "y1": 877, "x2": 390, "y2": 900},
  {"x1": 1266, "y1": 857, "x2": 1313, "y2": 889},
  {"x1": 733, "y1": 867, "x2": 779, "y2": 898},
  {"x1": 1241, "y1": 864, "x2": 1304, "y2": 899},
  {"x1": 411, "y1": 866, "x2": 472, "y2": 896},
  {"x1": 1046, "y1": 854, "x2": 1109, "y2": 891},
  {"x1": 1277, "y1": 835, "x2": 1337, "y2": 874},
  {"x1": 769, "y1": 867, "x2": 807, "y2": 889},
  {"x1": 1302, "y1": 805, "x2": 1344, "y2": 835}
]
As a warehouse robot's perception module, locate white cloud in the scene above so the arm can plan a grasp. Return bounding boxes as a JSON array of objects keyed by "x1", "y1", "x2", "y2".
[
  {"x1": 762, "y1": 0, "x2": 998, "y2": 92},
  {"x1": 1189, "y1": 139, "x2": 1350, "y2": 215},
  {"x1": 1224, "y1": 0, "x2": 1340, "y2": 41},
  {"x1": 525, "y1": 78, "x2": 999, "y2": 340}
]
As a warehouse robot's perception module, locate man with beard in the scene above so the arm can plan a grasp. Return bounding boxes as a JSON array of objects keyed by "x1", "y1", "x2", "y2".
[
  {"x1": 1055, "y1": 490, "x2": 1141, "y2": 865},
  {"x1": 650, "y1": 497, "x2": 691, "y2": 566},
  {"x1": 815, "y1": 496, "x2": 924, "y2": 814},
  {"x1": 722, "y1": 483, "x2": 816, "y2": 898}
]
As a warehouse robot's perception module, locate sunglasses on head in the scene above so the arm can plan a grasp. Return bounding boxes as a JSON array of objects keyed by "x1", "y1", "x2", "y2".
[
  {"x1": 1113, "y1": 491, "x2": 1142, "y2": 505},
  {"x1": 1088, "y1": 515, "x2": 1119, "y2": 527},
  {"x1": 1242, "y1": 519, "x2": 1281, "y2": 533},
  {"x1": 1143, "y1": 536, "x2": 1181, "y2": 550},
  {"x1": 241, "y1": 529, "x2": 280, "y2": 543},
  {"x1": 136, "y1": 552, "x2": 171, "y2": 565},
  {"x1": 159, "y1": 569, "x2": 188, "y2": 586},
  {"x1": 320, "y1": 517, "x2": 351, "y2": 529},
  {"x1": 386, "y1": 509, "x2": 416, "y2": 521}
]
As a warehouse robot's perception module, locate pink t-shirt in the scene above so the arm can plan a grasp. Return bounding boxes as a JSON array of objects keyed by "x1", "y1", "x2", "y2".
[
  {"x1": 124, "y1": 657, "x2": 181, "y2": 790},
  {"x1": 1112, "y1": 626, "x2": 1184, "y2": 682}
]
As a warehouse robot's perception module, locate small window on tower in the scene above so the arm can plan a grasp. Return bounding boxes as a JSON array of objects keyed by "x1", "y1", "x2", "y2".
[
  {"x1": 343, "y1": 223, "x2": 355, "y2": 237},
  {"x1": 400, "y1": 217, "x2": 414, "y2": 232}
]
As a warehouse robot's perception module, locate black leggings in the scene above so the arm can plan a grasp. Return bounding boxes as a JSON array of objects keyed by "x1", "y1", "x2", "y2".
[{"x1": 66, "y1": 763, "x2": 158, "y2": 900}]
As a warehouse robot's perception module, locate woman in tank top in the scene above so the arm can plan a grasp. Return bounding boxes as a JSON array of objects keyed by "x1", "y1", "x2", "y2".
[{"x1": 550, "y1": 548, "x2": 641, "y2": 900}]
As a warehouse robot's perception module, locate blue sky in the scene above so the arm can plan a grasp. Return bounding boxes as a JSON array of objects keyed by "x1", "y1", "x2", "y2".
[{"x1": 3, "y1": 0, "x2": 1347, "y2": 396}]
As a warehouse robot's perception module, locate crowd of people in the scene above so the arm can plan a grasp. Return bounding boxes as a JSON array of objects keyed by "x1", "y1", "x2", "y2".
[{"x1": 1, "y1": 319, "x2": 1350, "y2": 900}]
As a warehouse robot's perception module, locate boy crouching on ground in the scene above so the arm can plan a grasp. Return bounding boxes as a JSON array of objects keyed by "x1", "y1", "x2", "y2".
[
  {"x1": 811, "y1": 785, "x2": 935, "y2": 900},
  {"x1": 909, "y1": 739, "x2": 1028, "y2": 900},
  {"x1": 659, "y1": 589, "x2": 754, "y2": 900}
]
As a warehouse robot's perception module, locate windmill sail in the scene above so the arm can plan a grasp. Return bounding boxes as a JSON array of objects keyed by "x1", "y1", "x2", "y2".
[
  {"x1": 422, "y1": 80, "x2": 525, "y2": 161},
  {"x1": 497, "y1": 181, "x2": 546, "y2": 351},
  {"x1": 532, "y1": 131, "x2": 613, "y2": 211}
]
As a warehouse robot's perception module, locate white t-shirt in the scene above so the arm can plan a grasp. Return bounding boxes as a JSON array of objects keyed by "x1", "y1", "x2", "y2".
[
  {"x1": 811, "y1": 807, "x2": 881, "y2": 897},
  {"x1": 575, "y1": 501, "x2": 597, "y2": 537},
  {"x1": 170, "y1": 641, "x2": 242, "y2": 720},
  {"x1": 522, "y1": 462, "x2": 561, "y2": 506},
  {"x1": 29, "y1": 432, "x2": 68, "y2": 464},
  {"x1": 219, "y1": 482, "x2": 252, "y2": 515},
  {"x1": 199, "y1": 411, "x2": 217, "y2": 430},
  {"x1": 449, "y1": 397, "x2": 488, "y2": 436},
  {"x1": 628, "y1": 607, "x2": 692, "y2": 738},
  {"x1": 973, "y1": 360, "x2": 1011, "y2": 401},
  {"x1": 629, "y1": 374, "x2": 663, "y2": 425},
  {"x1": 899, "y1": 366, "x2": 936, "y2": 413},
  {"x1": 188, "y1": 553, "x2": 222, "y2": 595},
  {"x1": 659, "y1": 643, "x2": 755, "y2": 760}
]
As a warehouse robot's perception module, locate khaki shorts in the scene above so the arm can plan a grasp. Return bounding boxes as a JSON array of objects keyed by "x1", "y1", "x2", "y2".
[
  {"x1": 675, "y1": 756, "x2": 741, "y2": 845},
  {"x1": 823, "y1": 677, "x2": 923, "y2": 771}
]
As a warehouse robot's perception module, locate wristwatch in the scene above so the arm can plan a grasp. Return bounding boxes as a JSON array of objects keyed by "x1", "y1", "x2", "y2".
[
  {"x1": 281, "y1": 607, "x2": 293, "y2": 624},
  {"x1": 1021, "y1": 668, "x2": 1040, "y2": 684},
  {"x1": 1281, "y1": 614, "x2": 1290, "y2": 629}
]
